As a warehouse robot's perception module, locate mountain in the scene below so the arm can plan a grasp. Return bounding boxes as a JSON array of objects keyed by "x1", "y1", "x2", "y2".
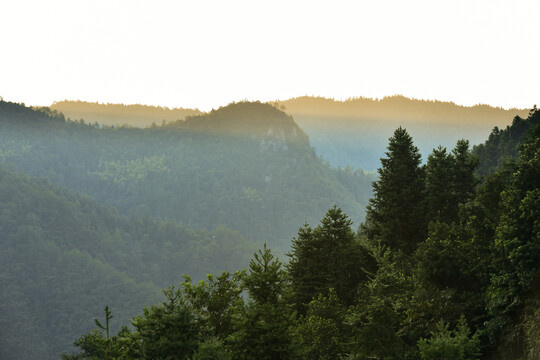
[
  {"x1": 49, "y1": 96, "x2": 528, "y2": 171},
  {"x1": 276, "y1": 96, "x2": 529, "y2": 170},
  {"x1": 50, "y1": 100, "x2": 202, "y2": 127},
  {"x1": 0, "y1": 100, "x2": 375, "y2": 249}
]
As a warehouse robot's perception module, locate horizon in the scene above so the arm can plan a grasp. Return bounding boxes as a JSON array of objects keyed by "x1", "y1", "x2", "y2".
[
  {"x1": 2, "y1": 94, "x2": 532, "y2": 113},
  {"x1": 1, "y1": 0, "x2": 538, "y2": 112}
]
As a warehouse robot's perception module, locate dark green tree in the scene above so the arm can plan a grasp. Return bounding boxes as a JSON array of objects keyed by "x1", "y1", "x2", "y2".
[
  {"x1": 293, "y1": 289, "x2": 347, "y2": 360},
  {"x1": 131, "y1": 286, "x2": 199, "y2": 360},
  {"x1": 486, "y1": 137, "x2": 540, "y2": 338},
  {"x1": 229, "y1": 245, "x2": 294, "y2": 360},
  {"x1": 348, "y1": 247, "x2": 412, "y2": 359},
  {"x1": 362, "y1": 127, "x2": 426, "y2": 253},
  {"x1": 287, "y1": 205, "x2": 372, "y2": 310},
  {"x1": 451, "y1": 139, "x2": 479, "y2": 209},
  {"x1": 181, "y1": 270, "x2": 245, "y2": 340},
  {"x1": 60, "y1": 308, "x2": 130, "y2": 360},
  {"x1": 417, "y1": 316, "x2": 481, "y2": 360},
  {"x1": 425, "y1": 146, "x2": 455, "y2": 222}
]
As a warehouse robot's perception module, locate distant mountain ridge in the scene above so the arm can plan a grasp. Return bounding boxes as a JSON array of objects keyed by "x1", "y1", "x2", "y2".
[
  {"x1": 50, "y1": 100, "x2": 202, "y2": 127},
  {"x1": 49, "y1": 96, "x2": 528, "y2": 170},
  {"x1": 277, "y1": 95, "x2": 526, "y2": 124},
  {"x1": 276, "y1": 96, "x2": 529, "y2": 170}
]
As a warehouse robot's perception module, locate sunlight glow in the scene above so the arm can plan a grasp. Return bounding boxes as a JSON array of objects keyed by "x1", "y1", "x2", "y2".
[{"x1": 1, "y1": 0, "x2": 538, "y2": 110}]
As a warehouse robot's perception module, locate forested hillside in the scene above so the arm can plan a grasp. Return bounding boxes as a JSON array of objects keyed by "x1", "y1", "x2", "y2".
[
  {"x1": 473, "y1": 105, "x2": 540, "y2": 176},
  {"x1": 2, "y1": 97, "x2": 538, "y2": 359},
  {"x1": 63, "y1": 106, "x2": 540, "y2": 359},
  {"x1": 277, "y1": 96, "x2": 528, "y2": 170},
  {"x1": 0, "y1": 100, "x2": 374, "y2": 248},
  {"x1": 48, "y1": 96, "x2": 528, "y2": 171},
  {"x1": 0, "y1": 165, "x2": 255, "y2": 360}
]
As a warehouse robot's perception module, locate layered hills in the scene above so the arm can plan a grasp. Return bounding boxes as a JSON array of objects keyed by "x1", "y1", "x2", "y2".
[
  {"x1": 0, "y1": 99, "x2": 375, "y2": 359},
  {"x1": 51, "y1": 96, "x2": 529, "y2": 170},
  {"x1": 1, "y1": 97, "x2": 538, "y2": 359},
  {"x1": 50, "y1": 100, "x2": 202, "y2": 127},
  {"x1": 0, "y1": 100, "x2": 374, "y2": 248},
  {"x1": 278, "y1": 96, "x2": 529, "y2": 170}
]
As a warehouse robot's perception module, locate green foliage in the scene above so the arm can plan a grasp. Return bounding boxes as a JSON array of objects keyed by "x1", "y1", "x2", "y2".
[
  {"x1": 417, "y1": 316, "x2": 481, "y2": 360},
  {"x1": 229, "y1": 245, "x2": 295, "y2": 360},
  {"x1": 415, "y1": 222, "x2": 467, "y2": 291},
  {"x1": 486, "y1": 136, "x2": 540, "y2": 339},
  {"x1": 131, "y1": 286, "x2": 200, "y2": 360},
  {"x1": 3, "y1": 98, "x2": 540, "y2": 360},
  {"x1": 181, "y1": 270, "x2": 245, "y2": 339},
  {"x1": 362, "y1": 127, "x2": 427, "y2": 253},
  {"x1": 348, "y1": 247, "x2": 413, "y2": 359},
  {"x1": 61, "y1": 315, "x2": 132, "y2": 360},
  {"x1": 288, "y1": 205, "x2": 373, "y2": 310},
  {"x1": 473, "y1": 106, "x2": 540, "y2": 176},
  {"x1": 426, "y1": 146, "x2": 455, "y2": 222},
  {"x1": 0, "y1": 164, "x2": 252, "y2": 360},
  {"x1": 293, "y1": 289, "x2": 347, "y2": 360},
  {"x1": 94, "y1": 306, "x2": 113, "y2": 340},
  {"x1": 191, "y1": 338, "x2": 231, "y2": 360},
  {"x1": 425, "y1": 141, "x2": 478, "y2": 223}
]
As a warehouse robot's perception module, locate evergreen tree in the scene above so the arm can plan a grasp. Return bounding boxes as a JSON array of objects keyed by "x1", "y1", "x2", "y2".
[
  {"x1": 348, "y1": 247, "x2": 412, "y2": 359},
  {"x1": 451, "y1": 139, "x2": 479, "y2": 210},
  {"x1": 417, "y1": 316, "x2": 481, "y2": 360},
  {"x1": 229, "y1": 245, "x2": 294, "y2": 360},
  {"x1": 287, "y1": 205, "x2": 372, "y2": 310},
  {"x1": 486, "y1": 137, "x2": 540, "y2": 337},
  {"x1": 131, "y1": 286, "x2": 199, "y2": 360},
  {"x1": 293, "y1": 289, "x2": 347, "y2": 360},
  {"x1": 425, "y1": 146, "x2": 455, "y2": 222},
  {"x1": 181, "y1": 271, "x2": 245, "y2": 340},
  {"x1": 362, "y1": 127, "x2": 426, "y2": 253}
]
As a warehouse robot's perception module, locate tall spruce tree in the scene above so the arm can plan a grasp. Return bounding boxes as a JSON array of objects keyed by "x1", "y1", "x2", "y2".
[
  {"x1": 362, "y1": 127, "x2": 426, "y2": 253},
  {"x1": 287, "y1": 205, "x2": 372, "y2": 310},
  {"x1": 425, "y1": 140, "x2": 478, "y2": 224},
  {"x1": 451, "y1": 139, "x2": 479, "y2": 207},
  {"x1": 425, "y1": 146, "x2": 455, "y2": 222},
  {"x1": 230, "y1": 245, "x2": 294, "y2": 360}
]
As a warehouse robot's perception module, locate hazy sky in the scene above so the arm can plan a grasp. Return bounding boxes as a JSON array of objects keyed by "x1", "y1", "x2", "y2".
[{"x1": 1, "y1": 0, "x2": 538, "y2": 111}]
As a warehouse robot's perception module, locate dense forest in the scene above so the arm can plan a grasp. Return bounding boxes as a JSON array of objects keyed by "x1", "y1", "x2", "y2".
[
  {"x1": 0, "y1": 164, "x2": 255, "y2": 359},
  {"x1": 1, "y1": 98, "x2": 538, "y2": 359},
  {"x1": 62, "y1": 106, "x2": 540, "y2": 359},
  {"x1": 0, "y1": 100, "x2": 374, "y2": 249},
  {"x1": 0, "y1": 99, "x2": 372, "y2": 359}
]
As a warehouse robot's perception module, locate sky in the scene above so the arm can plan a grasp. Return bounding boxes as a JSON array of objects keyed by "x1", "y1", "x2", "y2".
[{"x1": 1, "y1": 0, "x2": 538, "y2": 111}]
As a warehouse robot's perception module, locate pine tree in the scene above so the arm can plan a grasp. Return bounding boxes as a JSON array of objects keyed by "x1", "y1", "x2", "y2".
[
  {"x1": 132, "y1": 286, "x2": 199, "y2": 360},
  {"x1": 362, "y1": 127, "x2": 426, "y2": 253},
  {"x1": 451, "y1": 139, "x2": 479, "y2": 209},
  {"x1": 287, "y1": 206, "x2": 372, "y2": 311},
  {"x1": 425, "y1": 146, "x2": 455, "y2": 222},
  {"x1": 230, "y1": 245, "x2": 294, "y2": 360}
]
